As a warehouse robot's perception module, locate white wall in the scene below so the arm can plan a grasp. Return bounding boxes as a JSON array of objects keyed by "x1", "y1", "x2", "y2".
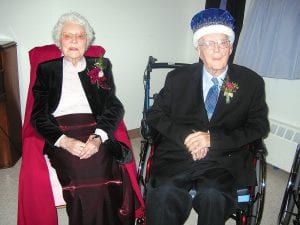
[
  {"x1": 0, "y1": 0, "x2": 203, "y2": 130},
  {"x1": 1, "y1": 0, "x2": 299, "y2": 135},
  {"x1": 264, "y1": 77, "x2": 300, "y2": 127}
]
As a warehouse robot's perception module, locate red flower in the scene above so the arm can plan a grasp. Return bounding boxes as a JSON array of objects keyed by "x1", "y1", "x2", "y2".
[
  {"x1": 226, "y1": 83, "x2": 235, "y2": 89},
  {"x1": 87, "y1": 56, "x2": 111, "y2": 90},
  {"x1": 87, "y1": 68, "x2": 101, "y2": 84},
  {"x1": 221, "y1": 78, "x2": 239, "y2": 104}
]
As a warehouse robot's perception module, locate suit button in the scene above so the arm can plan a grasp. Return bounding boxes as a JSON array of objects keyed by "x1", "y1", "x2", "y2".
[{"x1": 228, "y1": 154, "x2": 232, "y2": 157}]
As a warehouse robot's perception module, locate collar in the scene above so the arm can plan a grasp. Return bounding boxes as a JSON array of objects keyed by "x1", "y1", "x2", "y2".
[
  {"x1": 203, "y1": 65, "x2": 227, "y2": 85},
  {"x1": 63, "y1": 57, "x2": 87, "y2": 73}
]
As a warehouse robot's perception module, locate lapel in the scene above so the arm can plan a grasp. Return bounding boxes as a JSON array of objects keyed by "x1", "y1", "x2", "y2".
[
  {"x1": 210, "y1": 65, "x2": 235, "y2": 122},
  {"x1": 78, "y1": 57, "x2": 106, "y2": 115},
  {"x1": 78, "y1": 57, "x2": 94, "y2": 94},
  {"x1": 51, "y1": 58, "x2": 63, "y2": 111},
  {"x1": 195, "y1": 64, "x2": 209, "y2": 122}
]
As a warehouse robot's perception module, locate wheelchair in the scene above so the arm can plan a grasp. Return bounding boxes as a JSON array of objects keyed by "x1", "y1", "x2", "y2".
[
  {"x1": 278, "y1": 144, "x2": 300, "y2": 225},
  {"x1": 136, "y1": 56, "x2": 267, "y2": 225}
]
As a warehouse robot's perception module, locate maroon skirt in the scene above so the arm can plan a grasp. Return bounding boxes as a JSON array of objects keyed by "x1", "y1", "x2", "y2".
[{"x1": 47, "y1": 113, "x2": 134, "y2": 225}]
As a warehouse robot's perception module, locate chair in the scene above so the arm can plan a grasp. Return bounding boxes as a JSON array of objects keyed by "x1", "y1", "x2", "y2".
[
  {"x1": 136, "y1": 56, "x2": 267, "y2": 225},
  {"x1": 18, "y1": 44, "x2": 144, "y2": 225},
  {"x1": 278, "y1": 144, "x2": 300, "y2": 225}
]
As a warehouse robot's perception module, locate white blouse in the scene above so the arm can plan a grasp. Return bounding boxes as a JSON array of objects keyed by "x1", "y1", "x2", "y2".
[
  {"x1": 53, "y1": 57, "x2": 108, "y2": 147},
  {"x1": 53, "y1": 57, "x2": 91, "y2": 117}
]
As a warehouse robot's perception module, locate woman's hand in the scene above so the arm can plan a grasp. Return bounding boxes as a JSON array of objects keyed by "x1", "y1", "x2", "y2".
[
  {"x1": 59, "y1": 136, "x2": 86, "y2": 157},
  {"x1": 79, "y1": 134, "x2": 102, "y2": 159}
]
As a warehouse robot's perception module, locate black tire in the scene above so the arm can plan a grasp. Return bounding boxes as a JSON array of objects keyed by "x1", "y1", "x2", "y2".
[
  {"x1": 247, "y1": 152, "x2": 267, "y2": 225},
  {"x1": 278, "y1": 146, "x2": 300, "y2": 225},
  {"x1": 137, "y1": 140, "x2": 152, "y2": 198}
]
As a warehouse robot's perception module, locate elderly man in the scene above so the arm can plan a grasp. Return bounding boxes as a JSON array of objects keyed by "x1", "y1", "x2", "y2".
[{"x1": 145, "y1": 8, "x2": 269, "y2": 225}]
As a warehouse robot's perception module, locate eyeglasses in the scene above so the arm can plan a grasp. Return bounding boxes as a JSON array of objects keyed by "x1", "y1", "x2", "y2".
[
  {"x1": 198, "y1": 40, "x2": 231, "y2": 50},
  {"x1": 61, "y1": 32, "x2": 87, "y2": 41}
]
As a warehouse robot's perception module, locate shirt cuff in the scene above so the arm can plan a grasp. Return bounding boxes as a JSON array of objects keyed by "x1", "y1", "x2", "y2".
[
  {"x1": 54, "y1": 134, "x2": 66, "y2": 148},
  {"x1": 94, "y1": 129, "x2": 108, "y2": 142}
]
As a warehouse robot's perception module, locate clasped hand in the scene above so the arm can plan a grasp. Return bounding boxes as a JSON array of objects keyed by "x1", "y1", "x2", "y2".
[
  {"x1": 184, "y1": 131, "x2": 210, "y2": 161},
  {"x1": 60, "y1": 135, "x2": 101, "y2": 159}
]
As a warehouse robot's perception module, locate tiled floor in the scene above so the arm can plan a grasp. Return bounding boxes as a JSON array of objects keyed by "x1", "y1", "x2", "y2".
[{"x1": 0, "y1": 137, "x2": 292, "y2": 225}]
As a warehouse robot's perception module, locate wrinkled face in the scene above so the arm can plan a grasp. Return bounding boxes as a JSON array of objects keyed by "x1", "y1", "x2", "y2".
[
  {"x1": 197, "y1": 33, "x2": 233, "y2": 76},
  {"x1": 60, "y1": 22, "x2": 87, "y2": 65}
]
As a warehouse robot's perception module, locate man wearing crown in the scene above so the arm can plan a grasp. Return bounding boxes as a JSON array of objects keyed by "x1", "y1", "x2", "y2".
[{"x1": 145, "y1": 8, "x2": 269, "y2": 225}]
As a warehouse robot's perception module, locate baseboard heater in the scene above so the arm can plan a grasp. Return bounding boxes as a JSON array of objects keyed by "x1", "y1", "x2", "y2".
[{"x1": 264, "y1": 118, "x2": 300, "y2": 172}]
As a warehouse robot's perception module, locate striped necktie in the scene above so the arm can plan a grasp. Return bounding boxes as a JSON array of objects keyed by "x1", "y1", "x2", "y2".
[{"x1": 205, "y1": 78, "x2": 219, "y2": 120}]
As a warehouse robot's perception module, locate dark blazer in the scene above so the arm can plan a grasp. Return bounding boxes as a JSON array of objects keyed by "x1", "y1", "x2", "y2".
[
  {"x1": 147, "y1": 62, "x2": 269, "y2": 185},
  {"x1": 30, "y1": 56, "x2": 124, "y2": 147}
]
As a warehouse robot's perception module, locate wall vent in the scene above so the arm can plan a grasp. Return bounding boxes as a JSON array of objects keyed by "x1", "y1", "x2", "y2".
[
  {"x1": 269, "y1": 119, "x2": 300, "y2": 144},
  {"x1": 265, "y1": 118, "x2": 300, "y2": 172}
]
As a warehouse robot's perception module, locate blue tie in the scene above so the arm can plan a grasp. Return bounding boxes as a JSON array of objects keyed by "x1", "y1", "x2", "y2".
[{"x1": 205, "y1": 78, "x2": 219, "y2": 120}]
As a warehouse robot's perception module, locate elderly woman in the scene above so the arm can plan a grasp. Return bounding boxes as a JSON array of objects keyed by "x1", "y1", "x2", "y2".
[{"x1": 27, "y1": 12, "x2": 139, "y2": 225}]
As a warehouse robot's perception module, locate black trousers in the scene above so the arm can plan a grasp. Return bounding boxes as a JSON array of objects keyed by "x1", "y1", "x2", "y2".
[{"x1": 146, "y1": 167, "x2": 237, "y2": 225}]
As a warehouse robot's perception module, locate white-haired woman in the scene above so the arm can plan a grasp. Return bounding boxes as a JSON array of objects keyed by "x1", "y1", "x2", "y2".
[{"x1": 30, "y1": 12, "x2": 137, "y2": 225}]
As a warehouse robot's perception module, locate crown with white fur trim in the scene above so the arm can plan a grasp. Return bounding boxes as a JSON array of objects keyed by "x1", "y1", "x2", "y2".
[{"x1": 190, "y1": 8, "x2": 235, "y2": 48}]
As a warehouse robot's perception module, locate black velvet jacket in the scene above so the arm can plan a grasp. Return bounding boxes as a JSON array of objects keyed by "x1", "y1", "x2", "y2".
[{"x1": 30, "y1": 56, "x2": 124, "y2": 147}]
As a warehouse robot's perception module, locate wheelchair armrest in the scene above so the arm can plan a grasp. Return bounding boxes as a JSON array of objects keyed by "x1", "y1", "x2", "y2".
[
  {"x1": 140, "y1": 118, "x2": 160, "y2": 142},
  {"x1": 249, "y1": 139, "x2": 268, "y2": 156},
  {"x1": 140, "y1": 106, "x2": 161, "y2": 142}
]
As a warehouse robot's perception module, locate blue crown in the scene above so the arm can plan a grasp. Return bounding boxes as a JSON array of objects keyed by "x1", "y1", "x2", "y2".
[{"x1": 190, "y1": 8, "x2": 235, "y2": 33}]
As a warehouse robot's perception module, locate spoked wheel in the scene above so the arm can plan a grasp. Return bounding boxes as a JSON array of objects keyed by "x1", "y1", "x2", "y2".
[
  {"x1": 137, "y1": 139, "x2": 154, "y2": 199},
  {"x1": 234, "y1": 149, "x2": 267, "y2": 225},
  {"x1": 246, "y1": 151, "x2": 267, "y2": 225},
  {"x1": 278, "y1": 147, "x2": 300, "y2": 225}
]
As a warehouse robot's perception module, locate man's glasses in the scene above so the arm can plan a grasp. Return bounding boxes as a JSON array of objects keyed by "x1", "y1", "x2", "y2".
[
  {"x1": 198, "y1": 40, "x2": 231, "y2": 50},
  {"x1": 61, "y1": 32, "x2": 87, "y2": 41}
]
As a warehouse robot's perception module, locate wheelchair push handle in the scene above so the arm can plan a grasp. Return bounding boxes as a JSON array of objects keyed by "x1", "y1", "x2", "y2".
[{"x1": 144, "y1": 55, "x2": 190, "y2": 79}]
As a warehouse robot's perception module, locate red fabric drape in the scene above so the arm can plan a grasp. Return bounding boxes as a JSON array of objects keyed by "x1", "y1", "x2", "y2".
[{"x1": 18, "y1": 44, "x2": 144, "y2": 225}]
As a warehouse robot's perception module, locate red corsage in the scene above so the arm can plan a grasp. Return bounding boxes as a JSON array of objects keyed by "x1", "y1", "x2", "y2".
[{"x1": 87, "y1": 56, "x2": 111, "y2": 90}]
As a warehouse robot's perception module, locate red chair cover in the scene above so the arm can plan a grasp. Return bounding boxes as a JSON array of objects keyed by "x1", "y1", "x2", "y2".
[{"x1": 18, "y1": 44, "x2": 144, "y2": 225}]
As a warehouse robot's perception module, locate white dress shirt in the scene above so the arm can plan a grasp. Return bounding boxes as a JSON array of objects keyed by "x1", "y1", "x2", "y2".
[{"x1": 202, "y1": 66, "x2": 227, "y2": 101}]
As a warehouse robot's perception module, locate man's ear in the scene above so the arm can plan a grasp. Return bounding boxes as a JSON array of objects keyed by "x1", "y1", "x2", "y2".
[
  {"x1": 229, "y1": 44, "x2": 233, "y2": 55},
  {"x1": 198, "y1": 47, "x2": 204, "y2": 61}
]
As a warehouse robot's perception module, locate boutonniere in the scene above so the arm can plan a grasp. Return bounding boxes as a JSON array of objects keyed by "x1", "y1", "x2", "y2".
[
  {"x1": 221, "y1": 77, "x2": 239, "y2": 104},
  {"x1": 87, "y1": 56, "x2": 111, "y2": 90}
]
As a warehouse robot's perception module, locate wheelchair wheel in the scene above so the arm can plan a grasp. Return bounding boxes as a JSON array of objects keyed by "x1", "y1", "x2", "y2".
[
  {"x1": 278, "y1": 146, "x2": 300, "y2": 225},
  {"x1": 137, "y1": 139, "x2": 150, "y2": 198},
  {"x1": 137, "y1": 138, "x2": 156, "y2": 200},
  {"x1": 234, "y1": 146, "x2": 266, "y2": 225},
  {"x1": 246, "y1": 150, "x2": 267, "y2": 225}
]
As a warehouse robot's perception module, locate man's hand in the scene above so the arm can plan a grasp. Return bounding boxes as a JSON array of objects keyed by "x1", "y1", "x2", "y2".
[{"x1": 184, "y1": 131, "x2": 210, "y2": 161}]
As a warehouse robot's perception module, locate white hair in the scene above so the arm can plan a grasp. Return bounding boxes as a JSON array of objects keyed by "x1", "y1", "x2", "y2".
[{"x1": 52, "y1": 12, "x2": 95, "y2": 49}]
